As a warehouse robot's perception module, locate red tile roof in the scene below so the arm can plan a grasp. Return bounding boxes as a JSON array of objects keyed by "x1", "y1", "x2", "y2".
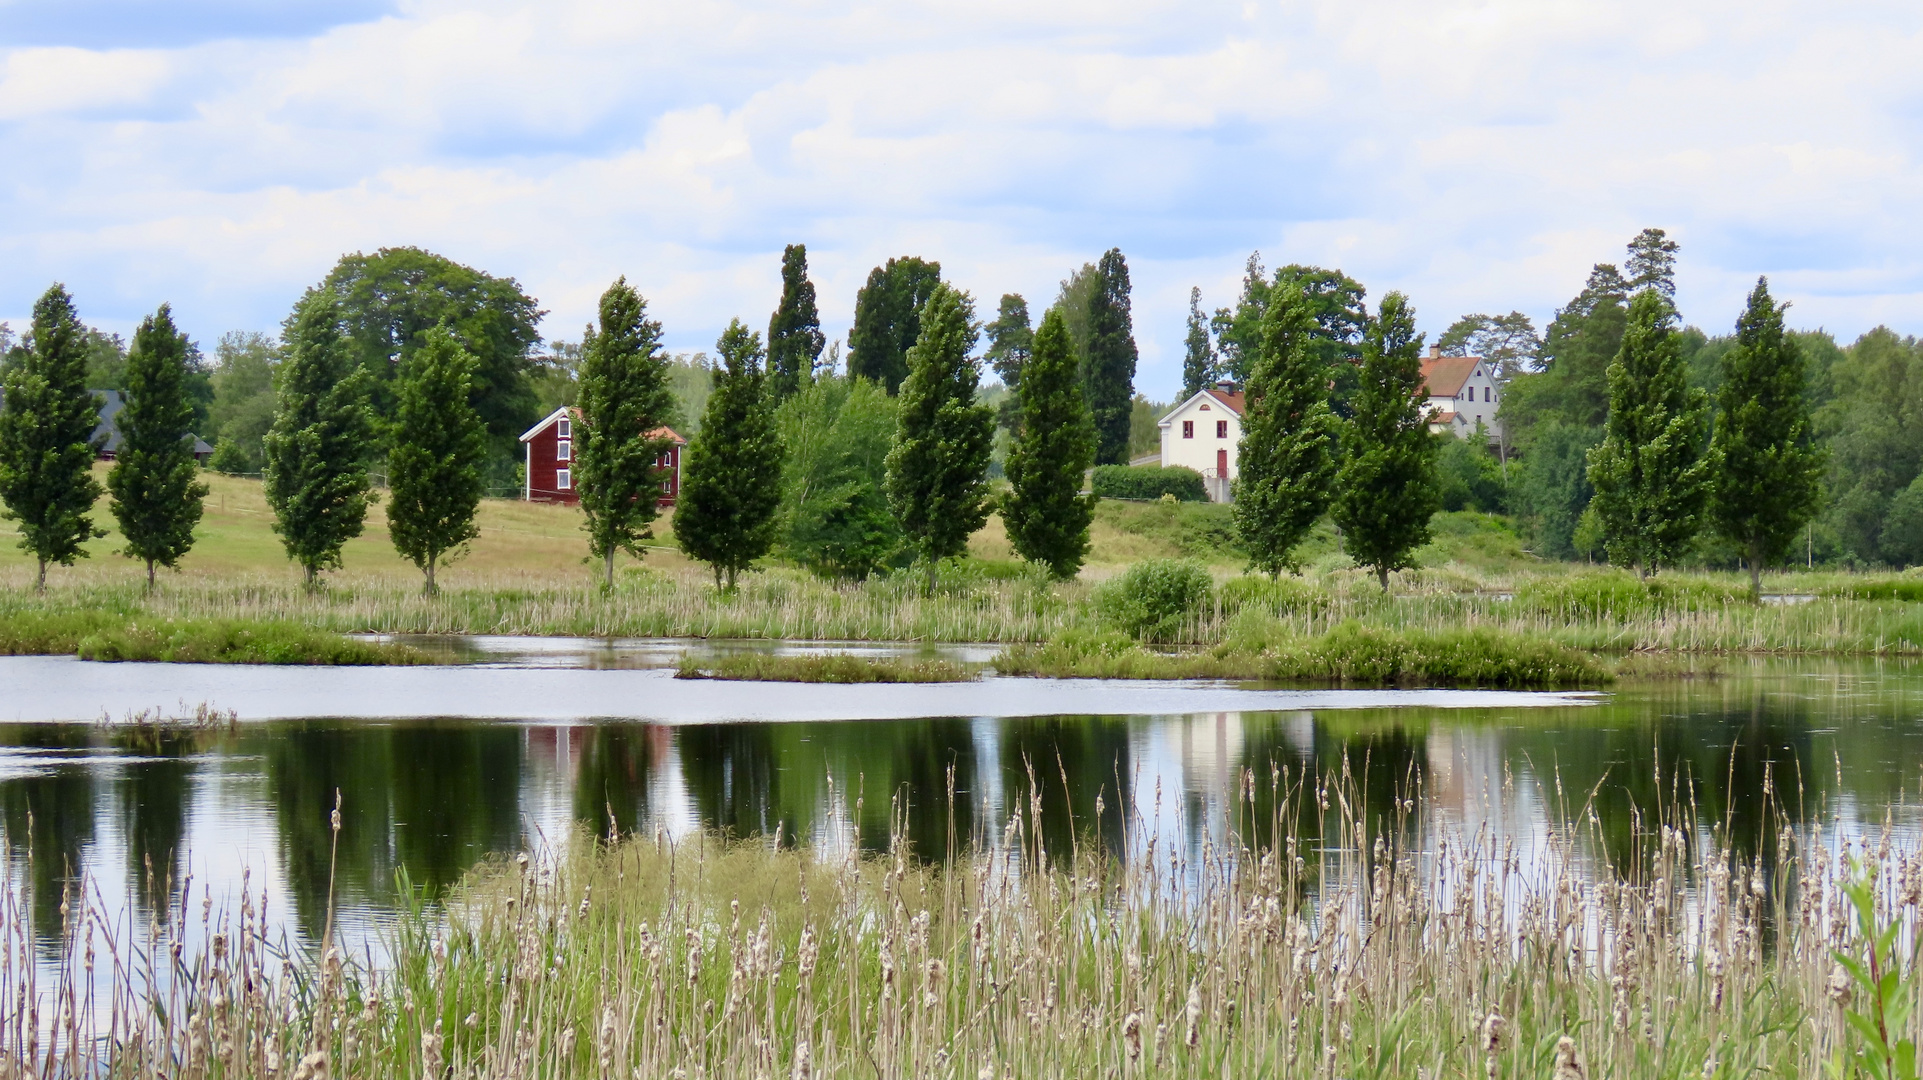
[
  {"x1": 1420, "y1": 355, "x2": 1480, "y2": 398},
  {"x1": 1204, "y1": 387, "x2": 1245, "y2": 415}
]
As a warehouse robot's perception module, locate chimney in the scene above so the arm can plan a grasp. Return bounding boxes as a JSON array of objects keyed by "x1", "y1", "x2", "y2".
[
  {"x1": 1215, "y1": 379, "x2": 1238, "y2": 394},
  {"x1": 1428, "y1": 344, "x2": 1442, "y2": 358}
]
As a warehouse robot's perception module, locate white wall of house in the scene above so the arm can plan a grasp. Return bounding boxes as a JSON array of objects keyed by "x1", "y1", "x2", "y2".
[
  {"x1": 1158, "y1": 389, "x2": 1242, "y2": 503},
  {"x1": 1426, "y1": 362, "x2": 1503, "y2": 442}
]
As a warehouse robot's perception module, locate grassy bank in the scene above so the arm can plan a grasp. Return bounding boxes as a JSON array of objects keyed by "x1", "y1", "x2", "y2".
[
  {"x1": 0, "y1": 608, "x2": 427, "y2": 665},
  {"x1": 16, "y1": 769, "x2": 1903, "y2": 1078},
  {"x1": 676, "y1": 652, "x2": 980, "y2": 683}
]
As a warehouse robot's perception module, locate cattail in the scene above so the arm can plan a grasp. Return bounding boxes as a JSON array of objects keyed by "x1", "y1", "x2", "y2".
[
  {"x1": 1828, "y1": 965, "x2": 1853, "y2": 1006},
  {"x1": 1552, "y1": 1036, "x2": 1585, "y2": 1080},
  {"x1": 292, "y1": 1049, "x2": 329, "y2": 1080},
  {"x1": 422, "y1": 1021, "x2": 445, "y2": 1080},
  {"x1": 1122, "y1": 1011, "x2": 1143, "y2": 1062},
  {"x1": 792, "y1": 1040, "x2": 812, "y2": 1080},
  {"x1": 1479, "y1": 1009, "x2": 1506, "y2": 1080},
  {"x1": 797, "y1": 926, "x2": 818, "y2": 980},
  {"x1": 1184, "y1": 982, "x2": 1202, "y2": 1050}
]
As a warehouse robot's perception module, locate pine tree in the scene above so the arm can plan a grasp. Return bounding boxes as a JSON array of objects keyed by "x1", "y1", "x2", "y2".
[
  {"x1": 983, "y1": 294, "x2": 1034, "y2": 389},
  {"x1": 884, "y1": 284, "x2": 994, "y2": 581},
  {"x1": 263, "y1": 292, "x2": 376, "y2": 588},
  {"x1": 1182, "y1": 286, "x2": 1216, "y2": 399},
  {"x1": 1232, "y1": 284, "x2": 1338, "y2": 577},
  {"x1": 1083, "y1": 249, "x2": 1139, "y2": 465},
  {"x1": 108, "y1": 304, "x2": 210, "y2": 588},
  {"x1": 1585, "y1": 288, "x2": 1711, "y2": 575},
  {"x1": 766, "y1": 244, "x2": 825, "y2": 402},
  {"x1": 0, "y1": 284, "x2": 106, "y2": 591},
  {"x1": 676, "y1": 319, "x2": 786, "y2": 589},
  {"x1": 849, "y1": 257, "x2": 941, "y2": 393},
  {"x1": 1004, "y1": 308, "x2": 1097, "y2": 579},
  {"x1": 386, "y1": 325, "x2": 487, "y2": 594},
  {"x1": 1710, "y1": 277, "x2": 1825, "y2": 599},
  {"x1": 1332, "y1": 292, "x2": 1440, "y2": 590},
  {"x1": 1625, "y1": 227, "x2": 1680, "y2": 298},
  {"x1": 576, "y1": 277, "x2": 676, "y2": 589}
]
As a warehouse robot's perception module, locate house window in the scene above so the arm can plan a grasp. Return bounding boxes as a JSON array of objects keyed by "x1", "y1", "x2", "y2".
[
  {"x1": 1182, "y1": 420, "x2": 1194, "y2": 439},
  {"x1": 555, "y1": 439, "x2": 571, "y2": 462},
  {"x1": 1216, "y1": 420, "x2": 1228, "y2": 438},
  {"x1": 556, "y1": 469, "x2": 571, "y2": 490},
  {"x1": 557, "y1": 418, "x2": 571, "y2": 439}
]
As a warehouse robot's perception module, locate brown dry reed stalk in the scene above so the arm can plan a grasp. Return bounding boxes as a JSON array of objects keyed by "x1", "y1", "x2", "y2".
[{"x1": 1, "y1": 760, "x2": 1919, "y2": 1077}]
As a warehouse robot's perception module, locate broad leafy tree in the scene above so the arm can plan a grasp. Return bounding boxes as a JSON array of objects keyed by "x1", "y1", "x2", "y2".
[
  {"x1": 777, "y1": 376, "x2": 901, "y2": 578},
  {"x1": 1182, "y1": 286, "x2": 1216, "y2": 399},
  {"x1": 0, "y1": 285, "x2": 106, "y2": 590},
  {"x1": 576, "y1": 277, "x2": 676, "y2": 589},
  {"x1": 306, "y1": 247, "x2": 543, "y2": 463},
  {"x1": 1585, "y1": 289, "x2": 1711, "y2": 575},
  {"x1": 676, "y1": 320, "x2": 785, "y2": 589},
  {"x1": 1004, "y1": 308, "x2": 1097, "y2": 578},
  {"x1": 263, "y1": 293, "x2": 376, "y2": 589},
  {"x1": 109, "y1": 304, "x2": 210, "y2": 588},
  {"x1": 207, "y1": 331, "x2": 282, "y2": 474},
  {"x1": 386, "y1": 325, "x2": 488, "y2": 594},
  {"x1": 767, "y1": 243, "x2": 825, "y2": 401},
  {"x1": 1437, "y1": 310, "x2": 1541, "y2": 382},
  {"x1": 1212, "y1": 256, "x2": 1368, "y2": 412},
  {"x1": 1333, "y1": 292, "x2": 1439, "y2": 590},
  {"x1": 884, "y1": 284, "x2": 994, "y2": 578},
  {"x1": 1233, "y1": 285, "x2": 1338, "y2": 576},
  {"x1": 1710, "y1": 277, "x2": 1825, "y2": 598},
  {"x1": 1083, "y1": 248, "x2": 1139, "y2": 465},
  {"x1": 983, "y1": 294, "x2": 1034, "y2": 389},
  {"x1": 849, "y1": 256, "x2": 941, "y2": 393}
]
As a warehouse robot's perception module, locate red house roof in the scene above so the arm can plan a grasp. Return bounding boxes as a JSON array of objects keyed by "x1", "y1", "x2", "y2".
[
  {"x1": 1420, "y1": 354, "x2": 1481, "y2": 398},
  {"x1": 519, "y1": 406, "x2": 686, "y2": 445}
]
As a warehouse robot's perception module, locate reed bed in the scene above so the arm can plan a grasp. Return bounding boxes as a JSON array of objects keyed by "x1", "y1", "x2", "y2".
[
  {"x1": 6, "y1": 765, "x2": 1922, "y2": 1078},
  {"x1": 675, "y1": 653, "x2": 981, "y2": 683}
]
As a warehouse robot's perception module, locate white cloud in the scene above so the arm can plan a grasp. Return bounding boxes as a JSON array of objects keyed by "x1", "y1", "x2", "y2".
[{"x1": 0, "y1": 0, "x2": 1918, "y2": 396}]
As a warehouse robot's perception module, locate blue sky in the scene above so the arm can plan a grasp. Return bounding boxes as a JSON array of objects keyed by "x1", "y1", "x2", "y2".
[{"x1": 1, "y1": 0, "x2": 1919, "y2": 399}]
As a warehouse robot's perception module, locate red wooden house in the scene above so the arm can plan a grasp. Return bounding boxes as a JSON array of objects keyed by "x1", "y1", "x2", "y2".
[{"x1": 519, "y1": 406, "x2": 685, "y2": 507}]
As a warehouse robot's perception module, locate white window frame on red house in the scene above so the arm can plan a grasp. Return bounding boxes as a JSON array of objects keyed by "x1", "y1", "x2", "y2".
[
  {"x1": 557, "y1": 418, "x2": 571, "y2": 439},
  {"x1": 556, "y1": 468, "x2": 571, "y2": 490},
  {"x1": 556, "y1": 439, "x2": 571, "y2": 462}
]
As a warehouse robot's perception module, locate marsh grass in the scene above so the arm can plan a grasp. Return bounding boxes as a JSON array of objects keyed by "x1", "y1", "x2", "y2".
[
  {"x1": 8, "y1": 763, "x2": 1919, "y2": 1078},
  {"x1": 0, "y1": 606, "x2": 428, "y2": 665},
  {"x1": 675, "y1": 653, "x2": 981, "y2": 683}
]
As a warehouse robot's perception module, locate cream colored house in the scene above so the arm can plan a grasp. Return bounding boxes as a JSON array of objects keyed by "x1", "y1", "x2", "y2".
[
  {"x1": 1419, "y1": 346, "x2": 1502, "y2": 443},
  {"x1": 1157, "y1": 382, "x2": 1245, "y2": 502}
]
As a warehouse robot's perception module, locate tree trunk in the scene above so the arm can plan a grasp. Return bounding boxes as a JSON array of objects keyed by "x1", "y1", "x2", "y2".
[
  {"x1": 35, "y1": 559, "x2": 46, "y2": 593},
  {"x1": 1377, "y1": 565, "x2": 1389, "y2": 592},
  {"x1": 604, "y1": 550, "x2": 616, "y2": 591},
  {"x1": 425, "y1": 559, "x2": 438, "y2": 596},
  {"x1": 1748, "y1": 539, "x2": 1764, "y2": 603},
  {"x1": 146, "y1": 559, "x2": 156, "y2": 592},
  {"x1": 303, "y1": 563, "x2": 319, "y2": 591}
]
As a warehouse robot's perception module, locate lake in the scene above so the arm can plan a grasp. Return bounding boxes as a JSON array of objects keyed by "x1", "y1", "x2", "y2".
[{"x1": 1, "y1": 644, "x2": 1919, "y2": 961}]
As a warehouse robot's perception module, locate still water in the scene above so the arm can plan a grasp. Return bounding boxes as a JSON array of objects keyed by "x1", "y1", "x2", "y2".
[{"x1": 1, "y1": 647, "x2": 1921, "y2": 959}]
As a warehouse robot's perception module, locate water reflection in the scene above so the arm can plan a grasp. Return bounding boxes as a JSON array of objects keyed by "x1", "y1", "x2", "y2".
[{"x1": 0, "y1": 660, "x2": 1919, "y2": 957}]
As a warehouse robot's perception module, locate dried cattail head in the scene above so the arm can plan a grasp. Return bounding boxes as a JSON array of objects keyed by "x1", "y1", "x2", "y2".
[
  {"x1": 422, "y1": 1021, "x2": 446, "y2": 1080},
  {"x1": 792, "y1": 1040, "x2": 812, "y2": 1080},
  {"x1": 1828, "y1": 965, "x2": 1853, "y2": 1006},
  {"x1": 1122, "y1": 1011, "x2": 1143, "y2": 1062},
  {"x1": 1184, "y1": 983, "x2": 1202, "y2": 1050},
  {"x1": 1552, "y1": 1036, "x2": 1585, "y2": 1080},
  {"x1": 1479, "y1": 1010, "x2": 1507, "y2": 1056}
]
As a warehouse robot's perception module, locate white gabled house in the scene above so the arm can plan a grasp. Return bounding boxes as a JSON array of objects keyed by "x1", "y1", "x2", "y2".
[
  {"x1": 1419, "y1": 346, "x2": 1502, "y2": 443},
  {"x1": 1157, "y1": 381, "x2": 1246, "y2": 503}
]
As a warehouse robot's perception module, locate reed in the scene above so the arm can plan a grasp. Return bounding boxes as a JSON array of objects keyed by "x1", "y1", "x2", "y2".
[
  {"x1": 676, "y1": 653, "x2": 981, "y2": 683},
  {"x1": 5, "y1": 763, "x2": 1914, "y2": 1078},
  {"x1": 0, "y1": 607, "x2": 427, "y2": 665}
]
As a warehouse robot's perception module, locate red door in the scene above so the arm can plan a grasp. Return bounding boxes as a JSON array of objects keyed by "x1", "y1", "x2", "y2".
[{"x1": 1216, "y1": 448, "x2": 1228, "y2": 476}]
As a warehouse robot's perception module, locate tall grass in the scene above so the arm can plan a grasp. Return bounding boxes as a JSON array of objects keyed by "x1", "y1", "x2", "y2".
[{"x1": 6, "y1": 765, "x2": 1914, "y2": 1077}]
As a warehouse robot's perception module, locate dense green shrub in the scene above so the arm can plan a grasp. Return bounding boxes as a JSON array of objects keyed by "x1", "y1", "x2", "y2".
[
  {"x1": 1090, "y1": 465, "x2": 1206, "y2": 502},
  {"x1": 1094, "y1": 558, "x2": 1214, "y2": 641}
]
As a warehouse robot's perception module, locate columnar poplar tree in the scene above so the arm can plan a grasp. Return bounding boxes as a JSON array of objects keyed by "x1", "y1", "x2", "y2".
[
  {"x1": 576, "y1": 277, "x2": 675, "y2": 589},
  {"x1": 1710, "y1": 277, "x2": 1825, "y2": 599},
  {"x1": 0, "y1": 284, "x2": 105, "y2": 591},
  {"x1": 1332, "y1": 292, "x2": 1439, "y2": 590},
  {"x1": 676, "y1": 319, "x2": 786, "y2": 589},
  {"x1": 109, "y1": 304, "x2": 210, "y2": 589},
  {"x1": 1182, "y1": 286, "x2": 1216, "y2": 400},
  {"x1": 1003, "y1": 308, "x2": 1097, "y2": 579},
  {"x1": 1584, "y1": 289, "x2": 1711, "y2": 576},
  {"x1": 766, "y1": 244, "x2": 825, "y2": 402},
  {"x1": 263, "y1": 293, "x2": 376, "y2": 589},
  {"x1": 1232, "y1": 285, "x2": 1337, "y2": 577},
  {"x1": 884, "y1": 283, "x2": 994, "y2": 583},
  {"x1": 1083, "y1": 248, "x2": 1139, "y2": 465},
  {"x1": 849, "y1": 257, "x2": 941, "y2": 393},
  {"x1": 386, "y1": 325, "x2": 487, "y2": 594}
]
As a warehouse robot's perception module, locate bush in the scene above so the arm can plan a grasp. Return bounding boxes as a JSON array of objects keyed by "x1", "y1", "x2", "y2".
[
  {"x1": 1090, "y1": 465, "x2": 1206, "y2": 502},
  {"x1": 1094, "y1": 558, "x2": 1214, "y2": 641}
]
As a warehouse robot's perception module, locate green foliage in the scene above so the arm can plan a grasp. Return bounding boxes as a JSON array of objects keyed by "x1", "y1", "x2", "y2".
[
  {"x1": 307, "y1": 247, "x2": 542, "y2": 465},
  {"x1": 1625, "y1": 226, "x2": 1680, "y2": 297},
  {"x1": 676, "y1": 320, "x2": 786, "y2": 589},
  {"x1": 575, "y1": 278, "x2": 676, "y2": 588},
  {"x1": 1831, "y1": 859, "x2": 1920, "y2": 1080},
  {"x1": 1437, "y1": 310, "x2": 1540, "y2": 382},
  {"x1": 207, "y1": 331, "x2": 281, "y2": 473},
  {"x1": 777, "y1": 376, "x2": 902, "y2": 579},
  {"x1": 766, "y1": 244, "x2": 824, "y2": 401},
  {"x1": 1819, "y1": 328, "x2": 1923, "y2": 566},
  {"x1": 1586, "y1": 289, "x2": 1713, "y2": 573},
  {"x1": 1182, "y1": 286, "x2": 1216, "y2": 399},
  {"x1": 1334, "y1": 291, "x2": 1439, "y2": 588},
  {"x1": 1232, "y1": 284, "x2": 1338, "y2": 575},
  {"x1": 108, "y1": 304, "x2": 210, "y2": 586},
  {"x1": 1003, "y1": 308, "x2": 1097, "y2": 579},
  {"x1": 1710, "y1": 278, "x2": 1827, "y2": 596},
  {"x1": 262, "y1": 293, "x2": 376, "y2": 587},
  {"x1": 1212, "y1": 256, "x2": 1368, "y2": 412},
  {"x1": 1514, "y1": 571, "x2": 1746, "y2": 619},
  {"x1": 983, "y1": 293, "x2": 1033, "y2": 390},
  {"x1": 1090, "y1": 465, "x2": 1205, "y2": 502},
  {"x1": 848, "y1": 256, "x2": 941, "y2": 394},
  {"x1": 674, "y1": 652, "x2": 978, "y2": 683},
  {"x1": 1082, "y1": 248, "x2": 1139, "y2": 465},
  {"x1": 1435, "y1": 434, "x2": 1506, "y2": 513},
  {"x1": 1126, "y1": 394, "x2": 1165, "y2": 459},
  {"x1": 1093, "y1": 557, "x2": 1213, "y2": 642},
  {"x1": 1216, "y1": 573, "x2": 1331, "y2": 619},
  {"x1": 1508, "y1": 420, "x2": 1599, "y2": 558},
  {"x1": 0, "y1": 285, "x2": 108, "y2": 588},
  {"x1": 884, "y1": 284, "x2": 994, "y2": 570},
  {"x1": 386, "y1": 325, "x2": 488, "y2": 593},
  {"x1": 76, "y1": 620, "x2": 429, "y2": 665}
]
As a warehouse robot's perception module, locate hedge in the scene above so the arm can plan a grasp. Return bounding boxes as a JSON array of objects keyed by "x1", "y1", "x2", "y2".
[{"x1": 1090, "y1": 464, "x2": 1208, "y2": 502}]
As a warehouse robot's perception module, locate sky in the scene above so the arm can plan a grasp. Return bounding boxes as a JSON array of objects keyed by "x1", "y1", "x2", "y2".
[{"x1": 0, "y1": 0, "x2": 1918, "y2": 399}]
